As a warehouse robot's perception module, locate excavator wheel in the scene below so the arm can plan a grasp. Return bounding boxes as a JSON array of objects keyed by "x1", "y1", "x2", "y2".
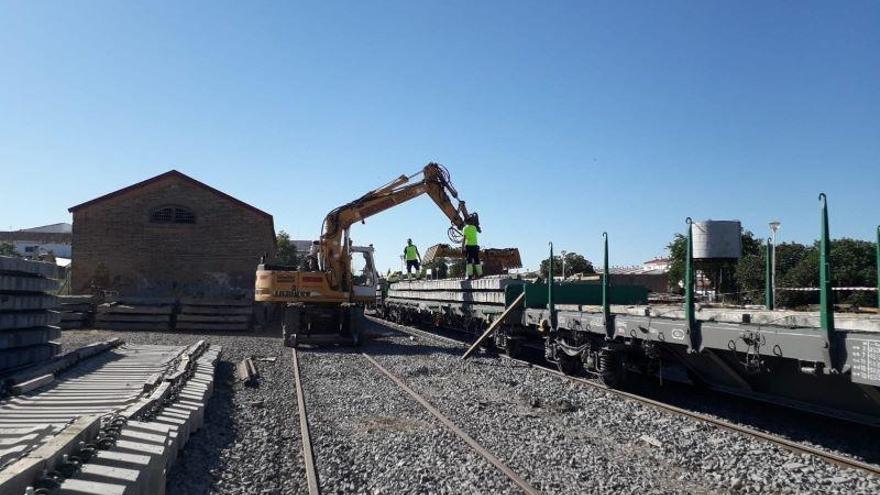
[
  {"x1": 283, "y1": 304, "x2": 304, "y2": 348},
  {"x1": 348, "y1": 306, "x2": 365, "y2": 347},
  {"x1": 557, "y1": 351, "x2": 583, "y2": 376}
]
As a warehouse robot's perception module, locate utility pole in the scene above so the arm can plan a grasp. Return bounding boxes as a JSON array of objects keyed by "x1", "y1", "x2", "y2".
[
  {"x1": 765, "y1": 237, "x2": 774, "y2": 310},
  {"x1": 769, "y1": 220, "x2": 781, "y2": 307}
]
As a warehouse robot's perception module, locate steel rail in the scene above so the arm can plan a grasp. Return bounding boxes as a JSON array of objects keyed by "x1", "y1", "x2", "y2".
[
  {"x1": 361, "y1": 352, "x2": 541, "y2": 495},
  {"x1": 292, "y1": 348, "x2": 321, "y2": 495},
  {"x1": 367, "y1": 315, "x2": 880, "y2": 478}
]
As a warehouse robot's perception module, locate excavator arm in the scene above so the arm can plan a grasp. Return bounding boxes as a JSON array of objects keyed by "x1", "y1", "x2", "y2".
[{"x1": 320, "y1": 162, "x2": 471, "y2": 291}]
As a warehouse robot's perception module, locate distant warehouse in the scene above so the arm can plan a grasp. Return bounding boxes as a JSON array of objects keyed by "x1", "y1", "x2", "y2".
[{"x1": 68, "y1": 170, "x2": 276, "y2": 297}]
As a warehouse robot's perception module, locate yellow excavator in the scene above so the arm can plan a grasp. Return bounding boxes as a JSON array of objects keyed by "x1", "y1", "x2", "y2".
[{"x1": 255, "y1": 162, "x2": 486, "y2": 346}]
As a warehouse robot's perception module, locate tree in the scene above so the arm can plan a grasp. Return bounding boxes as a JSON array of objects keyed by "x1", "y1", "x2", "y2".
[
  {"x1": 666, "y1": 234, "x2": 687, "y2": 292},
  {"x1": 667, "y1": 228, "x2": 877, "y2": 307},
  {"x1": 0, "y1": 242, "x2": 18, "y2": 257},
  {"x1": 449, "y1": 258, "x2": 466, "y2": 278},
  {"x1": 275, "y1": 230, "x2": 301, "y2": 267},
  {"x1": 539, "y1": 252, "x2": 594, "y2": 279},
  {"x1": 734, "y1": 252, "x2": 766, "y2": 304}
]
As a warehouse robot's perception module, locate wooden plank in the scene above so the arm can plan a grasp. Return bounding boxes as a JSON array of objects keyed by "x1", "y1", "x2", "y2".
[
  {"x1": 97, "y1": 304, "x2": 173, "y2": 315},
  {"x1": 107, "y1": 296, "x2": 175, "y2": 305},
  {"x1": 462, "y1": 292, "x2": 525, "y2": 360},
  {"x1": 235, "y1": 358, "x2": 258, "y2": 384},
  {"x1": 176, "y1": 314, "x2": 250, "y2": 323},
  {"x1": 178, "y1": 298, "x2": 252, "y2": 307},
  {"x1": 180, "y1": 305, "x2": 252, "y2": 315},
  {"x1": 94, "y1": 314, "x2": 171, "y2": 323}
]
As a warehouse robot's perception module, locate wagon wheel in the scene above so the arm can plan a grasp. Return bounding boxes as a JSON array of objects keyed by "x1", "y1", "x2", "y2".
[{"x1": 557, "y1": 351, "x2": 583, "y2": 375}]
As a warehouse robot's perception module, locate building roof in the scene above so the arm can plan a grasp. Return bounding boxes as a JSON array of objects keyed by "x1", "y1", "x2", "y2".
[
  {"x1": 596, "y1": 264, "x2": 669, "y2": 275},
  {"x1": 643, "y1": 257, "x2": 670, "y2": 264},
  {"x1": 19, "y1": 223, "x2": 72, "y2": 234},
  {"x1": 68, "y1": 170, "x2": 272, "y2": 220}
]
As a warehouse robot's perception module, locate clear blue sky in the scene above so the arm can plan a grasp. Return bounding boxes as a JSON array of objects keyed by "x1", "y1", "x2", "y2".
[{"x1": 2, "y1": 1, "x2": 878, "y2": 273}]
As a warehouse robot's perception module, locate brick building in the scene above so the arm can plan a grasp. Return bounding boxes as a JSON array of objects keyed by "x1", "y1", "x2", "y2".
[{"x1": 68, "y1": 170, "x2": 276, "y2": 297}]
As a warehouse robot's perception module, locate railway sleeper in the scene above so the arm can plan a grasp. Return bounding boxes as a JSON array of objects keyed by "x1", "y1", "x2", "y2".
[{"x1": 2, "y1": 346, "x2": 222, "y2": 495}]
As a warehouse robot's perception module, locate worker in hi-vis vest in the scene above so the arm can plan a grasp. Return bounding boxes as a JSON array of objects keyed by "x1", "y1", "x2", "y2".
[
  {"x1": 462, "y1": 214, "x2": 482, "y2": 279},
  {"x1": 403, "y1": 239, "x2": 421, "y2": 279}
]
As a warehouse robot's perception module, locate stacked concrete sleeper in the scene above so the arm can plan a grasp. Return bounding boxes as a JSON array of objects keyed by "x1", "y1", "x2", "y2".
[{"x1": 0, "y1": 256, "x2": 62, "y2": 372}]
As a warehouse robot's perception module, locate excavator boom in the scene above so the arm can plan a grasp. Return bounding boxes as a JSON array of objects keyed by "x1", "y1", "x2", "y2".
[
  {"x1": 319, "y1": 162, "x2": 470, "y2": 291},
  {"x1": 254, "y1": 161, "x2": 517, "y2": 348}
]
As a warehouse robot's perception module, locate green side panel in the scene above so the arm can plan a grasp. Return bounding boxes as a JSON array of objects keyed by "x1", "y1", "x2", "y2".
[
  {"x1": 519, "y1": 283, "x2": 647, "y2": 308},
  {"x1": 505, "y1": 284, "x2": 526, "y2": 306}
]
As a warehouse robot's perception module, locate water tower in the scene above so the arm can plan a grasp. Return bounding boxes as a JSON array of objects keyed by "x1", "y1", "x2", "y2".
[{"x1": 691, "y1": 220, "x2": 742, "y2": 301}]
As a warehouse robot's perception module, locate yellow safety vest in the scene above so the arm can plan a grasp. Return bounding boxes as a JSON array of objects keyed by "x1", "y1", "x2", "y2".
[
  {"x1": 405, "y1": 245, "x2": 419, "y2": 261},
  {"x1": 463, "y1": 224, "x2": 479, "y2": 246}
]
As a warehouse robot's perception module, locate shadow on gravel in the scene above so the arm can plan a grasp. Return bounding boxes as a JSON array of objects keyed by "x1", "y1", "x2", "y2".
[
  {"x1": 300, "y1": 337, "x2": 464, "y2": 359},
  {"x1": 621, "y1": 374, "x2": 880, "y2": 465},
  {"x1": 166, "y1": 360, "x2": 237, "y2": 494},
  {"x1": 370, "y1": 320, "x2": 880, "y2": 466}
]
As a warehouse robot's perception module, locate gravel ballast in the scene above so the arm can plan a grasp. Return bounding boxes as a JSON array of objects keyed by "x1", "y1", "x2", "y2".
[
  {"x1": 59, "y1": 329, "x2": 307, "y2": 495},
  {"x1": 297, "y1": 347, "x2": 519, "y2": 493},
  {"x1": 57, "y1": 324, "x2": 880, "y2": 494},
  {"x1": 362, "y1": 320, "x2": 880, "y2": 495}
]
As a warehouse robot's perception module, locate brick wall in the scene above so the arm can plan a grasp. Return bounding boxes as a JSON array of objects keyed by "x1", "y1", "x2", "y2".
[{"x1": 71, "y1": 176, "x2": 276, "y2": 297}]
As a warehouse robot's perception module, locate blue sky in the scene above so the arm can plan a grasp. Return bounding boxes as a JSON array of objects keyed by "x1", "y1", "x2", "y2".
[{"x1": 2, "y1": 1, "x2": 878, "y2": 272}]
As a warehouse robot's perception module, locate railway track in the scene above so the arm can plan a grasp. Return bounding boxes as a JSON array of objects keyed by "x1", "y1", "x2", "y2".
[
  {"x1": 0, "y1": 340, "x2": 220, "y2": 495},
  {"x1": 291, "y1": 346, "x2": 540, "y2": 494},
  {"x1": 366, "y1": 314, "x2": 880, "y2": 480}
]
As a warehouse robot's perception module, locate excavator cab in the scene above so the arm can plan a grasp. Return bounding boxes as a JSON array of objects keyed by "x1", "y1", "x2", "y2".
[
  {"x1": 350, "y1": 246, "x2": 378, "y2": 301},
  {"x1": 264, "y1": 245, "x2": 378, "y2": 347}
]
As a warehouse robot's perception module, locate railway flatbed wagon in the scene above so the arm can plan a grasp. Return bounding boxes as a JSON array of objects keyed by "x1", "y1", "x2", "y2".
[
  {"x1": 379, "y1": 277, "x2": 880, "y2": 426},
  {"x1": 377, "y1": 200, "x2": 880, "y2": 427}
]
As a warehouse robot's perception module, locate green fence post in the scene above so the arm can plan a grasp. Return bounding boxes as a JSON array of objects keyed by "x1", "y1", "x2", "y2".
[
  {"x1": 765, "y1": 237, "x2": 774, "y2": 310},
  {"x1": 818, "y1": 193, "x2": 837, "y2": 371},
  {"x1": 602, "y1": 232, "x2": 613, "y2": 338},
  {"x1": 685, "y1": 218, "x2": 699, "y2": 351},
  {"x1": 685, "y1": 218, "x2": 695, "y2": 329},
  {"x1": 876, "y1": 225, "x2": 879, "y2": 310},
  {"x1": 548, "y1": 242, "x2": 556, "y2": 329}
]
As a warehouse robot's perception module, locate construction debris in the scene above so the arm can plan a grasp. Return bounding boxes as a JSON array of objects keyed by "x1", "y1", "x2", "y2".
[
  {"x1": 57, "y1": 294, "x2": 96, "y2": 329},
  {"x1": 176, "y1": 298, "x2": 253, "y2": 332},
  {"x1": 422, "y1": 244, "x2": 523, "y2": 275},
  {"x1": 95, "y1": 297, "x2": 175, "y2": 331},
  {"x1": 236, "y1": 357, "x2": 259, "y2": 385}
]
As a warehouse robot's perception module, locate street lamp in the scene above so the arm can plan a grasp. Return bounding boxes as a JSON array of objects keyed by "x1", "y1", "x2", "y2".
[
  {"x1": 560, "y1": 250, "x2": 567, "y2": 281},
  {"x1": 769, "y1": 221, "x2": 781, "y2": 307}
]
